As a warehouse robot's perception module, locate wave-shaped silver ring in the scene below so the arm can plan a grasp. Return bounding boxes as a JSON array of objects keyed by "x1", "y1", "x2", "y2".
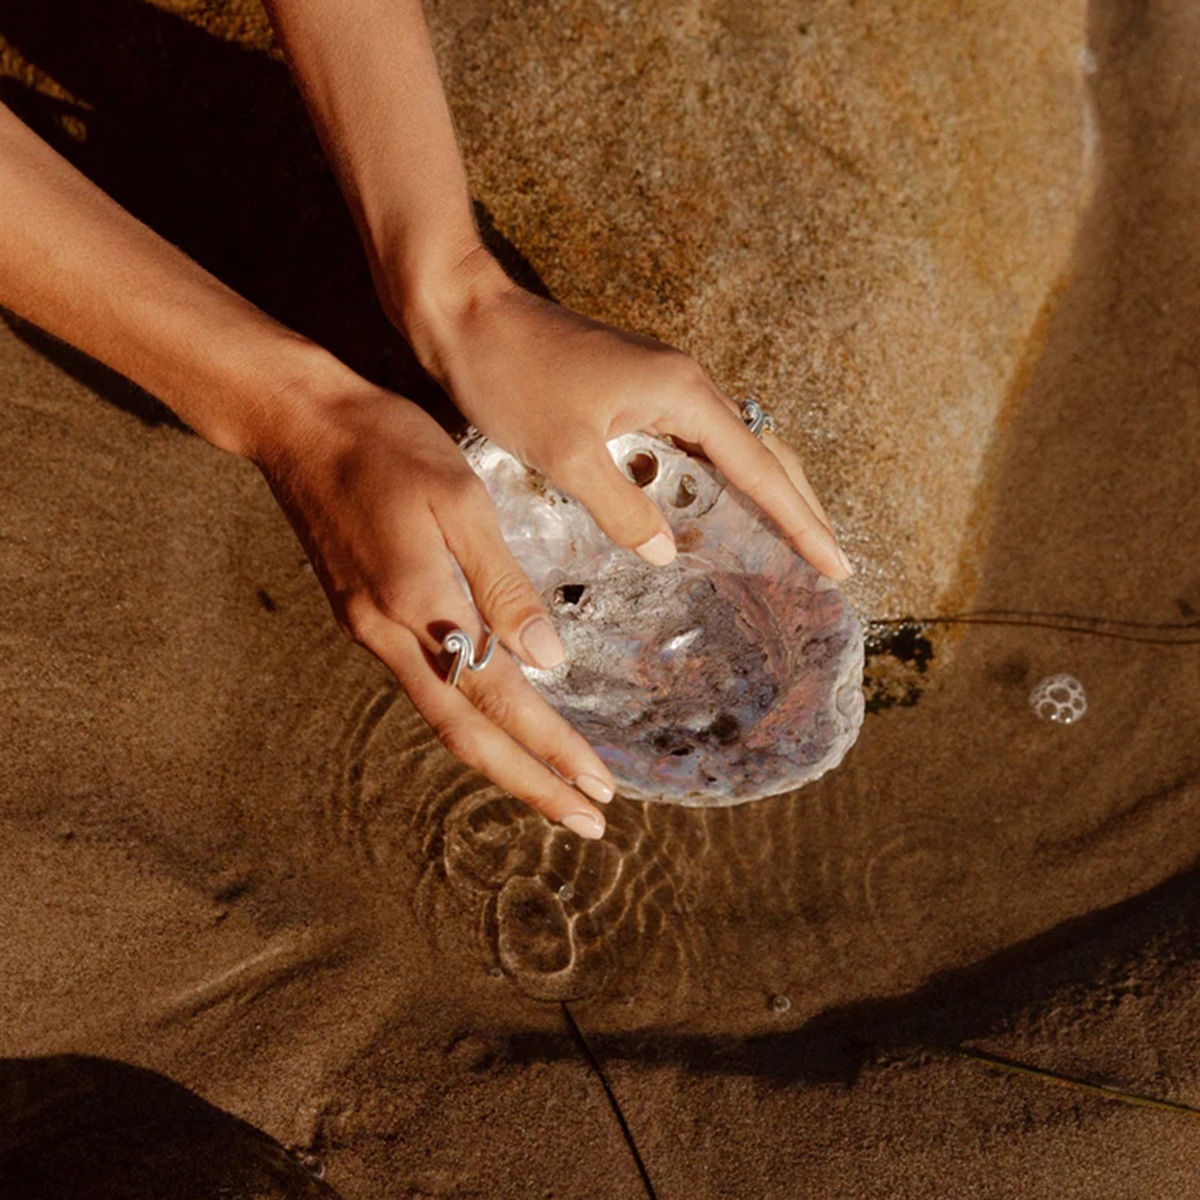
[
  {"x1": 441, "y1": 628, "x2": 496, "y2": 688},
  {"x1": 740, "y1": 398, "x2": 776, "y2": 439}
]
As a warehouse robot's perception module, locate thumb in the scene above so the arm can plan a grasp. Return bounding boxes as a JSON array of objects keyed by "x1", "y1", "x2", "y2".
[{"x1": 547, "y1": 438, "x2": 677, "y2": 565}]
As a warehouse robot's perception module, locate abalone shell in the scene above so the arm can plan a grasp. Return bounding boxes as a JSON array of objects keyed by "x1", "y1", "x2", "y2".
[{"x1": 463, "y1": 432, "x2": 864, "y2": 806}]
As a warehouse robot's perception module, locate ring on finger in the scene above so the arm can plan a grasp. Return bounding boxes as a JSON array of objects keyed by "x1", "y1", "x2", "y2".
[
  {"x1": 739, "y1": 398, "x2": 777, "y2": 439},
  {"x1": 441, "y1": 627, "x2": 495, "y2": 688}
]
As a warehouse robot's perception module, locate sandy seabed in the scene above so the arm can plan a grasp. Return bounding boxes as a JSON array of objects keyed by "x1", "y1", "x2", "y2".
[{"x1": 2, "y1": 1, "x2": 1200, "y2": 1198}]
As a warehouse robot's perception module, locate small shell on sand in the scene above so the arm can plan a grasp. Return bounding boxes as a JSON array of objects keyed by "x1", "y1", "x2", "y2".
[{"x1": 463, "y1": 431, "x2": 865, "y2": 806}]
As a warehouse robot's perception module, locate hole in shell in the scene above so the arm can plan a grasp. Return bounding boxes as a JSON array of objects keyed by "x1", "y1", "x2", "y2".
[
  {"x1": 555, "y1": 583, "x2": 586, "y2": 607},
  {"x1": 625, "y1": 451, "x2": 659, "y2": 487},
  {"x1": 672, "y1": 474, "x2": 699, "y2": 507},
  {"x1": 669, "y1": 746, "x2": 693, "y2": 757},
  {"x1": 706, "y1": 713, "x2": 741, "y2": 745}
]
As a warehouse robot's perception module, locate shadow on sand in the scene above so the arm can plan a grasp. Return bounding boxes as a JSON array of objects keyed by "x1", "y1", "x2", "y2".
[{"x1": 0, "y1": 1055, "x2": 338, "y2": 1200}]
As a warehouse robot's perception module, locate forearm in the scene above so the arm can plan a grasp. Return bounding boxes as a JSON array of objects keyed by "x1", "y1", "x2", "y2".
[
  {"x1": 262, "y1": 0, "x2": 503, "y2": 358},
  {"x1": 0, "y1": 102, "x2": 346, "y2": 459}
]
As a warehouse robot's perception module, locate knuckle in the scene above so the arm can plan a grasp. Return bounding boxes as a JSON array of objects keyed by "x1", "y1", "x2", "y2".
[
  {"x1": 445, "y1": 470, "x2": 490, "y2": 512},
  {"x1": 544, "y1": 439, "x2": 598, "y2": 481},
  {"x1": 739, "y1": 446, "x2": 784, "y2": 496},
  {"x1": 470, "y1": 684, "x2": 521, "y2": 732},
  {"x1": 341, "y1": 594, "x2": 379, "y2": 646},
  {"x1": 542, "y1": 742, "x2": 586, "y2": 780},
  {"x1": 516, "y1": 790, "x2": 557, "y2": 820},
  {"x1": 372, "y1": 584, "x2": 410, "y2": 627},
  {"x1": 608, "y1": 498, "x2": 663, "y2": 546},
  {"x1": 476, "y1": 568, "x2": 538, "y2": 622},
  {"x1": 665, "y1": 352, "x2": 709, "y2": 395}
]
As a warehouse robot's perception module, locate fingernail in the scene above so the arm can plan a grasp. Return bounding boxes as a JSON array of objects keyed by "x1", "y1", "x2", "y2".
[
  {"x1": 835, "y1": 545, "x2": 854, "y2": 578},
  {"x1": 635, "y1": 532, "x2": 676, "y2": 566},
  {"x1": 576, "y1": 774, "x2": 614, "y2": 804},
  {"x1": 561, "y1": 811, "x2": 605, "y2": 840},
  {"x1": 520, "y1": 615, "x2": 566, "y2": 668}
]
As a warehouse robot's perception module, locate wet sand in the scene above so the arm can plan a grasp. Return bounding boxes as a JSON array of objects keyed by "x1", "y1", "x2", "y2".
[{"x1": 2, "y1": 1, "x2": 1199, "y2": 1197}]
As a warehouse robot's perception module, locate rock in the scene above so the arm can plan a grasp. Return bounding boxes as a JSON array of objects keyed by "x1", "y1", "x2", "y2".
[{"x1": 429, "y1": 0, "x2": 1095, "y2": 617}]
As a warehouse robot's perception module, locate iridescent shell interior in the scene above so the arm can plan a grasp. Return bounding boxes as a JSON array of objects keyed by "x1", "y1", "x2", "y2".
[{"x1": 463, "y1": 432, "x2": 865, "y2": 806}]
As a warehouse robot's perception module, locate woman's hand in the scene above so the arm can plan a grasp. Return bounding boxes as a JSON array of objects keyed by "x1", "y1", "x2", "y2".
[
  {"x1": 400, "y1": 248, "x2": 853, "y2": 580},
  {"x1": 0, "y1": 101, "x2": 613, "y2": 832},
  {"x1": 262, "y1": 0, "x2": 851, "y2": 572},
  {"x1": 257, "y1": 377, "x2": 616, "y2": 838}
]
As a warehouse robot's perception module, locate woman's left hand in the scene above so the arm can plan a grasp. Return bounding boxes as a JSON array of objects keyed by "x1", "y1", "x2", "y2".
[{"x1": 401, "y1": 247, "x2": 852, "y2": 580}]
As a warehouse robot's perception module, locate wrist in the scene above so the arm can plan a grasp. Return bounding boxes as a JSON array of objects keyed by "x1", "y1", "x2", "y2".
[
  {"x1": 380, "y1": 236, "x2": 515, "y2": 384},
  {"x1": 224, "y1": 331, "x2": 369, "y2": 467}
]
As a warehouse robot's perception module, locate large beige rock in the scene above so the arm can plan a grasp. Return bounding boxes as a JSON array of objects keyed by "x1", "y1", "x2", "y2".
[{"x1": 429, "y1": 0, "x2": 1095, "y2": 616}]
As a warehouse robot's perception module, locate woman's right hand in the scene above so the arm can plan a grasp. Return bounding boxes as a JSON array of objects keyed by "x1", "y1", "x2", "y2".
[{"x1": 256, "y1": 375, "x2": 615, "y2": 838}]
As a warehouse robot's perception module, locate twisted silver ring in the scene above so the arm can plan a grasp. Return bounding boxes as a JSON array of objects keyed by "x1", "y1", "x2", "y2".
[
  {"x1": 740, "y1": 398, "x2": 777, "y2": 439},
  {"x1": 441, "y1": 627, "x2": 496, "y2": 688}
]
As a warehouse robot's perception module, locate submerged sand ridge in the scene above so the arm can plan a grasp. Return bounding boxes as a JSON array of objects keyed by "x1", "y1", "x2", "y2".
[{"x1": 2, "y1": 0, "x2": 1200, "y2": 1197}]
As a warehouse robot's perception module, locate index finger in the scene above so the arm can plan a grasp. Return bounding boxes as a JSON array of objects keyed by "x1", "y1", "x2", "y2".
[
  {"x1": 710, "y1": 394, "x2": 835, "y2": 533},
  {"x1": 668, "y1": 396, "x2": 852, "y2": 580}
]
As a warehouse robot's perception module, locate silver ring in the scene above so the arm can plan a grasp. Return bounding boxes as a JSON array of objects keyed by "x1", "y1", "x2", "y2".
[
  {"x1": 441, "y1": 627, "x2": 495, "y2": 688},
  {"x1": 740, "y1": 398, "x2": 776, "y2": 439}
]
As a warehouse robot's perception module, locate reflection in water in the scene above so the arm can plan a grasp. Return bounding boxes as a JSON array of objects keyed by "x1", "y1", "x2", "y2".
[{"x1": 416, "y1": 786, "x2": 706, "y2": 1003}]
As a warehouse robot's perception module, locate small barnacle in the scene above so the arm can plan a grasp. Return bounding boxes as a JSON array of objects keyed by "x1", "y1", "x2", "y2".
[{"x1": 1029, "y1": 674, "x2": 1087, "y2": 724}]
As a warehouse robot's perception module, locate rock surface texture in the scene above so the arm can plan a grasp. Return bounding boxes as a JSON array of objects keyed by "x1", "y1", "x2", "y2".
[{"x1": 0, "y1": 0, "x2": 1094, "y2": 617}]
